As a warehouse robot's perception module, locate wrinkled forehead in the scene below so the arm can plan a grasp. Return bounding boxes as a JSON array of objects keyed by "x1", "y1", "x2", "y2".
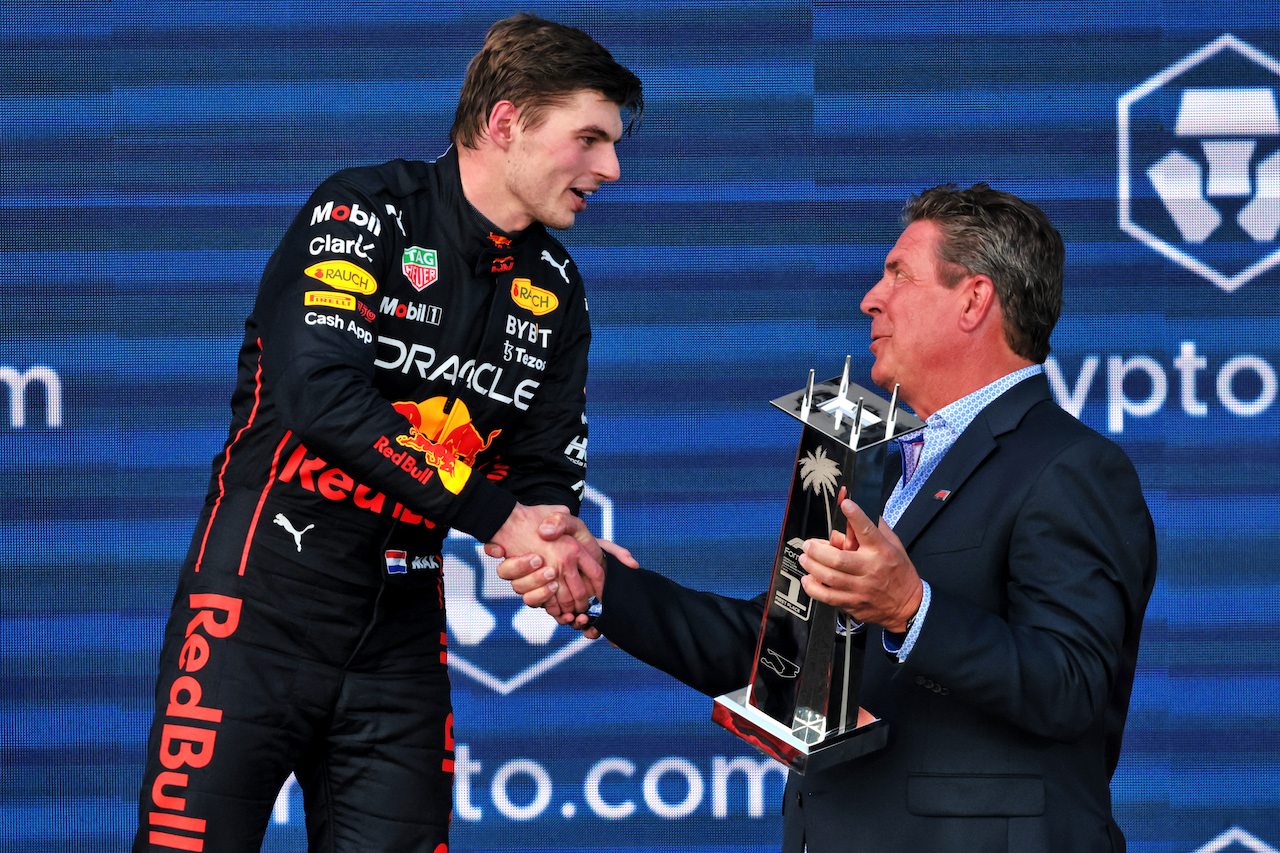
[
  {"x1": 885, "y1": 220, "x2": 942, "y2": 268},
  {"x1": 888, "y1": 219, "x2": 970, "y2": 284}
]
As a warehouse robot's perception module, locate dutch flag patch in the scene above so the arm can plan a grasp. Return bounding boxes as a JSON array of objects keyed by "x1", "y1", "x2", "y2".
[{"x1": 385, "y1": 550, "x2": 408, "y2": 574}]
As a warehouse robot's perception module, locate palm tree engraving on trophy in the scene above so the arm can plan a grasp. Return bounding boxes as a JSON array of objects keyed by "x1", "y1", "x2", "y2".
[
  {"x1": 711, "y1": 358, "x2": 925, "y2": 773},
  {"x1": 799, "y1": 445, "x2": 841, "y2": 539}
]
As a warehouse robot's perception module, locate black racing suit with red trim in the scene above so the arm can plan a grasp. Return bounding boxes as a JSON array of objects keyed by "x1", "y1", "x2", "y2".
[{"x1": 135, "y1": 147, "x2": 590, "y2": 853}]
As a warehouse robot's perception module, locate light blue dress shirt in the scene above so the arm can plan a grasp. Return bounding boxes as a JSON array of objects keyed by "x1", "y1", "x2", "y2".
[{"x1": 880, "y1": 364, "x2": 1045, "y2": 662}]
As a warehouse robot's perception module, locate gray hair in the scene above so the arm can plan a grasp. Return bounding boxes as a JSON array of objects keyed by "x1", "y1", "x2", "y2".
[{"x1": 904, "y1": 183, "x2": 1064, "y2": 363}]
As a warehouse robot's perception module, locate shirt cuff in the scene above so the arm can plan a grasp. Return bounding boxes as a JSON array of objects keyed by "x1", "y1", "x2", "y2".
[
  {"x1": 583, "y1": 595, "x2": 604, "y2": 627},
  {"x1": 882, "y1": 580, "x2": 932, "y2": 663}
]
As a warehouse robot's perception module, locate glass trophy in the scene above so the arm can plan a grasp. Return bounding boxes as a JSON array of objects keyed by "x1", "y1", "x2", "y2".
[{"x1": 712, "y1": 359, "x2": 924, "y2": 774}]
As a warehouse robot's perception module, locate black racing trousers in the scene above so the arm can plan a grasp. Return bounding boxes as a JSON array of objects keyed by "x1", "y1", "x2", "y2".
[{"x1": 134, "y1": 554, "x2": 453, "y2": 853}]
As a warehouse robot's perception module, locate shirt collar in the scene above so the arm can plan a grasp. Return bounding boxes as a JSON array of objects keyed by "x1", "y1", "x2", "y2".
[{"x1": 925, "y1": 363, "x2": 1044, "y2": 437}]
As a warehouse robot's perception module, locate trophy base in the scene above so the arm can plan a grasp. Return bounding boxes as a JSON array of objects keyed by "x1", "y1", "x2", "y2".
[{"x1": 712, "y1": 686, "x2": 888, "y2": 775}]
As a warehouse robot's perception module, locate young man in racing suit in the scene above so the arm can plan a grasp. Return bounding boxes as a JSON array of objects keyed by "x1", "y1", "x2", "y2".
[{"x1": 134, "y1": 15, "x2": 642, "y2": 852}]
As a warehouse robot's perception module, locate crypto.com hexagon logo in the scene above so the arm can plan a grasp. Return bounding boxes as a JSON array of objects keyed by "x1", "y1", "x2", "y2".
[
  {"x1": 1189, "y1": 826, "x2": 1279, "y2": 853},
  {"x1": 443, "y1": 484, "x2": 613, "y2": 694},
  {"x1": 1119, "y1": 34, "x2": 1280, "y2": 292}
]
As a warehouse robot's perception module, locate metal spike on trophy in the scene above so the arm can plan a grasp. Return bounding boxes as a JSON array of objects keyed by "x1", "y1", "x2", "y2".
[{"x1": 712, "y1": 358, "x2": 925, "y2": 774}]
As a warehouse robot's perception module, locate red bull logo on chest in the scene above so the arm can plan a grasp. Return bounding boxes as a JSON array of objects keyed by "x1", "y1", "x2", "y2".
[{"x1": 390, "y1": 397, "x2": 501, "y2": 495}]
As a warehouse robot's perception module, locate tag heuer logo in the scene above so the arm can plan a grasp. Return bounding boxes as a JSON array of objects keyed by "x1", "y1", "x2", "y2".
[{"x1": 402, "y1": 247, "x2": 439, "y2": 291}]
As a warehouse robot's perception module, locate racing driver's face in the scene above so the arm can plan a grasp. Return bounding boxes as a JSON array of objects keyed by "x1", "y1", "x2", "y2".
[{"x1": 503, "y1": 90, "x2": 624, "y2": 231}]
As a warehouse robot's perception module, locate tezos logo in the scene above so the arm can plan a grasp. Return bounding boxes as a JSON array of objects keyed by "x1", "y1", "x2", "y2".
[
  {"x1": 443, "y1": 485, "x2": 611, "y2": 694},
  {"x1": 1119, "y1": 34, "x2": 1280, "y2": 292}
]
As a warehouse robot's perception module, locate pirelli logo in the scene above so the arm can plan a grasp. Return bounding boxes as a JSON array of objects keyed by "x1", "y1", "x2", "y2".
[{"x1": 304, "y1": 290, "x2": 356, "y2": 310}]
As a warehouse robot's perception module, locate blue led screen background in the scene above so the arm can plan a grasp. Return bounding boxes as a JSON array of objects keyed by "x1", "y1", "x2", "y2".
[{"x1": 2, "y1": 2, "x2": 1278, "y2": 851}]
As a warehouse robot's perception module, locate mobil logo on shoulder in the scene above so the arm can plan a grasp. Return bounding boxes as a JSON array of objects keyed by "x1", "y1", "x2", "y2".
[{"x1": 310, "y1": 200, "x2": 383, "y2": 236}]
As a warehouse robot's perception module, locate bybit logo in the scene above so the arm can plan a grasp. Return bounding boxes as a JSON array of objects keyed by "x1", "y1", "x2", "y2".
[{"x1": 1118, "y1": 34, "x2": 1280, "y2": 292}]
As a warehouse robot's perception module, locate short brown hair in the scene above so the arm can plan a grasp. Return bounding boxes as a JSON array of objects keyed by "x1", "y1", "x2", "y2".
[
  {"x1": 904, "y1": 183, "x2": 1064, "y2": 363},
  {"x1": 451, "y1": 14, "x2": 643, "y2": 149}
]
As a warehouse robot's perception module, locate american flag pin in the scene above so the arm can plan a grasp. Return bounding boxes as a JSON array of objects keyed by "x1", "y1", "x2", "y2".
[{"x1": 933, "y1": 490, "x2": 952, "y2": 501}]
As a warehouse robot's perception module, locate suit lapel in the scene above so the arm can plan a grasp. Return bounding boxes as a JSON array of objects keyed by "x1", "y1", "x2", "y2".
[
  {"x1": 881, "y1": 447, "x2": 903, "y2": 506},
  {"x1": 890, "y1": 374, "x2": 1053, "y2": 549}
]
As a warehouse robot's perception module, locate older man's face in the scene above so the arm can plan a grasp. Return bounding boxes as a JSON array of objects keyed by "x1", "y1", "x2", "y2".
[{"x1": 859, "y1": 219, "x2": 970, "y2": 415}]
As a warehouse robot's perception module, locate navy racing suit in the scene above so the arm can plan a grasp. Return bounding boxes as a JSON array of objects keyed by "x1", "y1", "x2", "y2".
[{"x1": 135, "y1": 147, "x2": 590, "y2": 852}]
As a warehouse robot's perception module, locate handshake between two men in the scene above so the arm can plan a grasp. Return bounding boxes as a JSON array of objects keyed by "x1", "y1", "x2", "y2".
[{"x1": 484, "y1": 491, "x2": 928, "y2": 640}]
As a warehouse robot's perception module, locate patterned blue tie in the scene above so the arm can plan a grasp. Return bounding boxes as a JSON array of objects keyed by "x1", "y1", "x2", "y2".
[{"x1": 897, "y1": 431, "x2": 926, "y2": 483}]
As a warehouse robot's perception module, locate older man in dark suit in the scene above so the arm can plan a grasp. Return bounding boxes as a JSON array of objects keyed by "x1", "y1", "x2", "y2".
[{"x1": 497, "y1": 184, "x2": 1157, "y2": 852}]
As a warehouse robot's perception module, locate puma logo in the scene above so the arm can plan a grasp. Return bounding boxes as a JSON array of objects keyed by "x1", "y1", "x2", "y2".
[
  {"x1": 540, "y1": 249, "x2": 570, "y2": 283},
  {"x1": 273, "y1": 513, "x2": 314, "y2": 552}
]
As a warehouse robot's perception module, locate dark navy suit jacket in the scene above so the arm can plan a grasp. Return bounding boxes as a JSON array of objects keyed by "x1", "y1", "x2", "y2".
[{"x1": 595, "y1": 374, "x2": 1157, "y2": 852}]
